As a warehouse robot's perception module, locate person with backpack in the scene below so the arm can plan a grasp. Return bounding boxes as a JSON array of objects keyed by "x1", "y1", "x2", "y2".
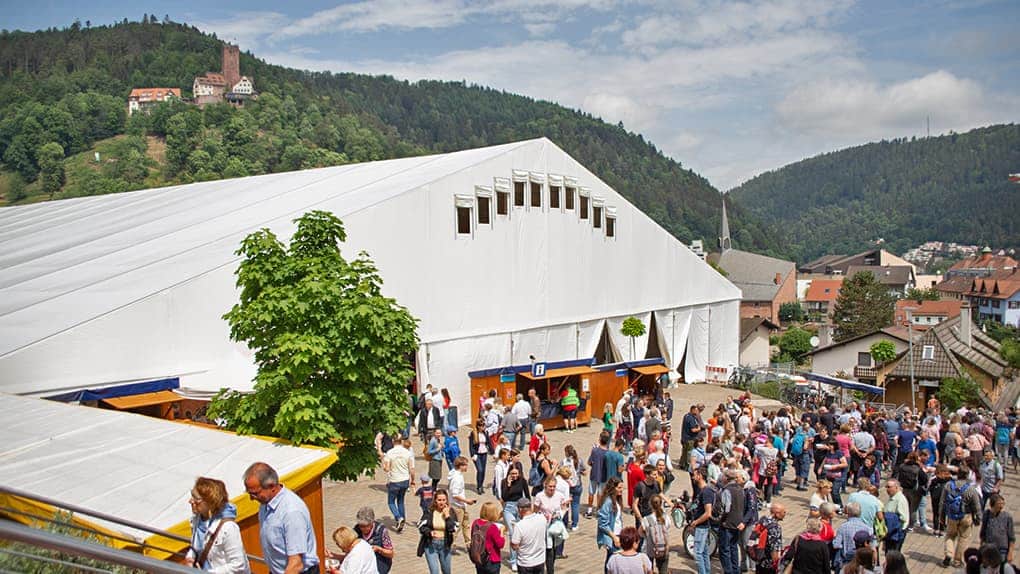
[
  {"x1": 895, "y1": 451, "x2": 929, "y2": 532},
  {"x1": 531, "y1": 443, "x2": 556, "y2": 496},
  {"x1": 753, "y1": 435, "x2": 779, "y2": 503},
  {"x1": 639, "y1": 494, "x2": 671, "y2": 574},
  {"x1": 718, "y1": 470, "x2": 747, "y2": 574},
  {"x1": 941, "y1": 465, "x2": 983, "y2": 567},
  {"x1": 790, "y1": 423, "x2": 812, "y2": 491},
  {"x1": 469, "y1": 501, "x2": 506, "y2": 574},
  {"x1": 749, "y1": 503, "x2": 786, "y2": 574}
]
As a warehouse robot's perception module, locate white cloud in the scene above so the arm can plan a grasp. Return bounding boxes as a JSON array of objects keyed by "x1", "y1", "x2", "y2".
[
  {"x1": 192, "y1": 11, "x2": 289, "y2": 51},
  {"x1": 775, "y1": 70, "x2": 1004, "y2": 139},
  {"x1": 273, "y1": 0, "x2": 467, "y2": 39},
  {"x1": 620, "y1": 0, "x2": 849, "y2": 51},
  {"x1": 271, "y1": 0, "x2": 616, "y2": 39}
]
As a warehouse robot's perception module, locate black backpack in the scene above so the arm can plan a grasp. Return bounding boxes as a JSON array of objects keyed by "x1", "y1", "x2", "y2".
[{"x1": 899, "y1": 464, "x2": 920, "y2": 490}]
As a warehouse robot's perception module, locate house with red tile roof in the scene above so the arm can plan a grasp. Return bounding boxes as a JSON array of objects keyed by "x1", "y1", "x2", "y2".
[
  {"x1": 893, "y1": 299, "x2": 962, "y2": 331},
  {"x1": 127, "y1": 87, "x2": 181, "y2": 115},
  {"x1": 803, "y1": 278, "x2": 843, "y2": 322}
]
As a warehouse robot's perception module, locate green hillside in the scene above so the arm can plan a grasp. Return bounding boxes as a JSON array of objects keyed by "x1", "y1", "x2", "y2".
[
  {"x1": 0, "y1": 18, "x2": 783, "y2": 256},
  {"x1": 728, "y1": 124, "x2": 1020, "y2": 263}
]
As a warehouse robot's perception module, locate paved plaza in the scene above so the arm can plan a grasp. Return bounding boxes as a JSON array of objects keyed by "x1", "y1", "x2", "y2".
[{"x1": 322, "y1": 384, "x2": 1018, "y2": 573}]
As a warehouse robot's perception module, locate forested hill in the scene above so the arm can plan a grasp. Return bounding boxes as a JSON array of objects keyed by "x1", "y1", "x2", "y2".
[
  {"x1": 0, "y1": 18, "x2": 783, "y2": 256},
  {"x1": 728, "y1": 124, "x2": 1020, "y2": 263}
]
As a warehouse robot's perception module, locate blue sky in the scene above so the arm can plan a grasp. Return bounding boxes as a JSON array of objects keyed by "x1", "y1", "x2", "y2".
[{"x1": 4, "y1": 0, "x2": 1018, "y2": 190}]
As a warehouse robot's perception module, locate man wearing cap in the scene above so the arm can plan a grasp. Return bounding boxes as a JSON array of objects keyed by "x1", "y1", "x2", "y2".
[
  {"x1": 833, "y1": 502, "x2": 869, "y2": 572},
  {"x1": 244, "y1": 462, "x2": 320, "y2": 574}
]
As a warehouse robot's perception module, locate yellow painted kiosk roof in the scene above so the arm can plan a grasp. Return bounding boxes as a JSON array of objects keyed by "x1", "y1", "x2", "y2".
[
  {"x1": 100, "y1": 389, "x2": 182, "y2": 409},
  {"x1": 0, "y1": 393, "x2": 337, "y2": 557},
  {"x1": 631, "y1": 364, "x2": 669, "y2": 376}
]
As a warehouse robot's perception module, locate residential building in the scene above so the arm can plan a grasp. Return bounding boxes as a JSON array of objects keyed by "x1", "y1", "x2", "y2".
[
  {"x1": 127, "y1": 87, "x2": 180, "y2": 115},
  {"x1": 193, "y1": 73, "x2": 226, "y2": 105},
  {"x1": 803, "y1": 278, "x2": 844, "y2": 322},
  {"x1": 707, "y1": 200, "x2": 797, "y2": 325},
  {"x1": 894, "y1": 299, "x2": 962, "y2": 331},
  {"x1": 805, "y1": 328, "x2": 909, "y2": 384},
  {"x1": 739, "y1": 317, "x2": 778, "y2": 368},
  {"x1": 846, "y1": 264, "x2": 915, "y2": 296},
  {"x1": 799, "y1": 248, "x2": 915, "y2": 275},
  {"x1": 935, "y1": 275, "x2": 972, "y2": 300},
  {"x1": 966, "y1": 271, "x2": 1020, "y2": 327},
  {"x1": 876, "y1": 305, "x2": 1014, "y2": 410},
  {"x1": 945, "y1": 247, "x2": 1017, "y2": 278}
]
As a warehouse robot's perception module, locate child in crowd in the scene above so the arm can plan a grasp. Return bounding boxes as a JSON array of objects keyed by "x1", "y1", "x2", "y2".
[
  {"x1": 443, "y1": 426, "x2": 461, "y2": 471},
  {"x1": 414, "y1": 475, "x2": 434, "y2": 522}
]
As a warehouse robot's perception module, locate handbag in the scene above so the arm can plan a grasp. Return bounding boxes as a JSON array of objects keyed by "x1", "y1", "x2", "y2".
[{"x1": 195, "y1": 520, "x2": 228, "y2": 569}]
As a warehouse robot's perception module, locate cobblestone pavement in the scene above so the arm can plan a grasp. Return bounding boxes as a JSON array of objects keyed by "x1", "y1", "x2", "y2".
[{"x1": 322, "y1": 384, "x2": 1018, "y2": 573}]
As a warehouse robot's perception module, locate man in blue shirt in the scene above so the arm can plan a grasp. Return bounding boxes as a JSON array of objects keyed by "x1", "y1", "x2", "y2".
[
  {"x1": 604, "y1": 438, "x2": 626, "y2": 483},
  {"x1": 895, "y1": 422, "x2": 918, "y2": 469},
  {"x1": 244, "y1": 462, "x2": 320, "y2": 574}
]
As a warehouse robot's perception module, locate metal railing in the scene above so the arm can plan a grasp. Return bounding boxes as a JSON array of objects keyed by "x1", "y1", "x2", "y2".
[
  {"x1": 0, "y1": 484, "x2": 264, "y2": 568},
  {"x1": 0, "y1": 519, "x2": 195, "y2": 573}
]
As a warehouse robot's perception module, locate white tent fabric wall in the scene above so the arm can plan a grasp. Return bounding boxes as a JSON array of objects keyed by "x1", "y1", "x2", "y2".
[
  {"x1": 708, "y1": 300, "x2": 740, "y2": 370},
  {"x1": 423, "y1": 333, "x2": 510, "y2": 420},
  {"x1": 606, "y1": 312, "x2": 652, "y2": 362},
  {"x1": 0, "y1": 138, "x2": 741, "y2": 412},
  {"x1": 685, "y1": 306, "x2": 711, "y2": 382},
  {"x1": 577, "y1": 318, "x2": 606, "y2": 360}
]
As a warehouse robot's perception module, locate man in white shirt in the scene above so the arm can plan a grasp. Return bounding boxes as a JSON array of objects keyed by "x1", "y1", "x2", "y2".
[
  {"x1": 447, "y1": 456, "x2": 477, "y2": 547},
  {"x1": 381, "y1": 435, "x2": 416, "y2": 532},
  {"x1": 512, "y1": 501, "x2": 548, "y2": 574},
  {"x1": 512, "y1": 395, "x2": 532, "y2": 450}
]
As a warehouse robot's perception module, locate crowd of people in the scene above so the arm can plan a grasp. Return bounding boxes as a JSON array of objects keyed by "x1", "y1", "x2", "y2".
[{"x1": 184, "y1": 387, "x2": 1019, "y2": 574}]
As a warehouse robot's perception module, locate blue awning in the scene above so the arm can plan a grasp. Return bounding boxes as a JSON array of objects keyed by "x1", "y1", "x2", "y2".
[
  {"x1": 804, "y1": 372, "x2": 885, "y2": 395},
  {"x1": 44, "y1": 377, "x2": 180, "y2": 403}
]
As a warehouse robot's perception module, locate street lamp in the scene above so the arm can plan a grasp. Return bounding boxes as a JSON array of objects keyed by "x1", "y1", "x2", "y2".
[{"x1": 906, "y1": 307, "x2": 916, "y2": 413}]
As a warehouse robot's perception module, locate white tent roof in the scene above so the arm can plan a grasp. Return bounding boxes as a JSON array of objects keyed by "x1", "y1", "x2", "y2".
[
  {"x1": 0, "y1": 137, "x2": 740, "y2": 398},
  {"x1": 0, "y1": 393, "x2": 336, "y2": 545}
]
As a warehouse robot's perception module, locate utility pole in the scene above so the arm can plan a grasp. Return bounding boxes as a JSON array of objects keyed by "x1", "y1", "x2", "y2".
[{"x1": 906, "y1": 307, "x2": 916, "y2": 413}]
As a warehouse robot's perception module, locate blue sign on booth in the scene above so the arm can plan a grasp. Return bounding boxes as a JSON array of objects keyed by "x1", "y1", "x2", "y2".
[
  {"x1": 531, "y1": 362, "x2": 547, "y2": 378},
  {"x1": 500, "y1": 373, "x2": 516, "y2": 383}
]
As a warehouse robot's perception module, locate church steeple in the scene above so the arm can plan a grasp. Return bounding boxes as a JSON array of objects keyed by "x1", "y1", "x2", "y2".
[{"x1": 718, "y1": 196, "x2": 732, "y2": 251}]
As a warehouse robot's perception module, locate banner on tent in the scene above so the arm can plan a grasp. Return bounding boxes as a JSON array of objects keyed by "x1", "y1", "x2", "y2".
[{"x1": 705, "y1": 365, "x2": 730, "y2": 384}]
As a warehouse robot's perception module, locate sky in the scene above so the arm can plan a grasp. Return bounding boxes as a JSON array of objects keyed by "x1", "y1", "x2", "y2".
[{"x1": 4, "y1": 0, "x2": 1018, "y2": 190}]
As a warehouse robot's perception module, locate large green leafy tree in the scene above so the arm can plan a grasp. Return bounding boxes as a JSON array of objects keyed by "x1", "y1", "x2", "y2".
[
  {"x1": 208, "y1": 210, "x2": 420, "y2": 480},
  {"x1": 831, "y1": 272, "x2": 895, "y2": 342}
]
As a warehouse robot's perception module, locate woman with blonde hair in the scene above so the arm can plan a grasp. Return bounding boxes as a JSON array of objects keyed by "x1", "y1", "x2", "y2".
[
  {"x1": 186, "y1": 477, "x2": 249, "y2": 573},
  {"x1": 470, "y1": 501, "x2": 505, "y2": 573},
  {"x1": 331, "y1": 526, "x2": 378, "y2": 574}
]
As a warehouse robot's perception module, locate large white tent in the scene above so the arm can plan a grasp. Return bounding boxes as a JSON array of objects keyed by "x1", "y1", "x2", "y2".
[{"x1": 0, "y1": 138, "x2": 740, "y2": 419}]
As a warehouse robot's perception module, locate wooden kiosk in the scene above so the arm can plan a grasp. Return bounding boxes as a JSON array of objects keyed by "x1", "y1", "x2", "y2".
[{"x1": 468, "y1": 358, "x2": 670, "y2": 429}]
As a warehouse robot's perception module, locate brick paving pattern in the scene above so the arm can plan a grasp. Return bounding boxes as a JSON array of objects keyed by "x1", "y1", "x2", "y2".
[{"x1": 321, "y1": 384, "x2": 1018, "y2": 573}]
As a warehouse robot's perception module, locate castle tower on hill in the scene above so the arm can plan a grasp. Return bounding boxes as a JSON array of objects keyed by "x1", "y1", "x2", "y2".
[{"x1": 222, "y1": 44, "x2": 240, "y2": 90}]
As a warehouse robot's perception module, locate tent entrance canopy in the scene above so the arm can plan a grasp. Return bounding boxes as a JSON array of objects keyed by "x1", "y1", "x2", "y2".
[{"x1": 804, "y1": 372, "x2": 885, "y2": 395}]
